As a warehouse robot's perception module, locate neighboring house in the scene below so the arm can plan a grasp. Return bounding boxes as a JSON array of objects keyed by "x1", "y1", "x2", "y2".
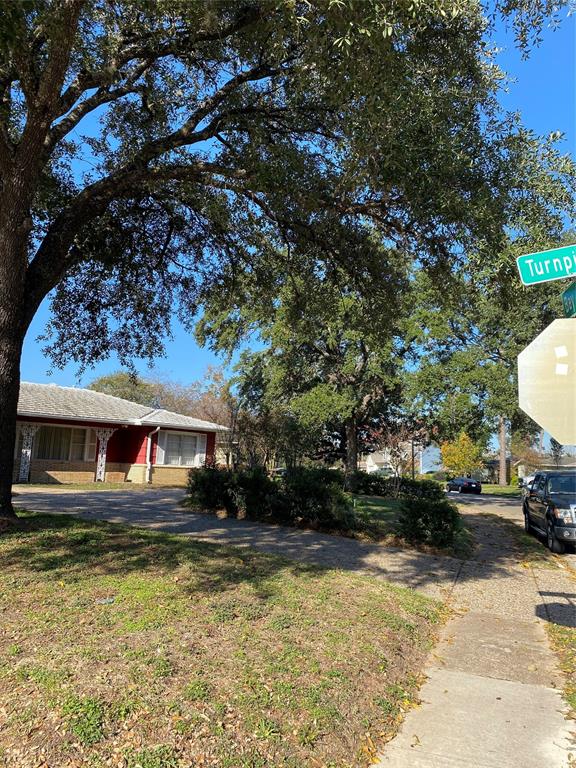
[
  {"x1": 515, "y1": 455, "x2": 576, "y2": 478},
  {"x1": 359, "y1": 444, "x2": 424, "y2": 475},
  {"x1": 482, "y1": 455, "x2": 576, "y2": 483},
  {"x1": 482, "y1": 458, "x2": 511, "y2": 484},
  {"x1": 13, "y1": 382, "x2": 228, "y2": 485}
]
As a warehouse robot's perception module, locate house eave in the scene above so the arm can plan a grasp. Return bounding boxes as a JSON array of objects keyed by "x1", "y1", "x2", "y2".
[
  {"x1": 17, "y1": 412, "x2": 133, "y2": 427},
  {"x1": 17, "y1": 411, "x2": 228, "y2": 432}
]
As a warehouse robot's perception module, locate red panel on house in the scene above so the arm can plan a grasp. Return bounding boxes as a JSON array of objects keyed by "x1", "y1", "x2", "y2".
[
  {"x1": 106, "y1": 427, "x2": 148, "y2": 463},
  {"x1": 206, "y1": 431, "x2": 216, "y2": 462}
]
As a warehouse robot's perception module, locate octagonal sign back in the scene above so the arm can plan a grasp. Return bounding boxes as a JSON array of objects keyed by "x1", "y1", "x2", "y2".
[{"x1": 518, "y1": 319, "x2": 576, "y2": 445}]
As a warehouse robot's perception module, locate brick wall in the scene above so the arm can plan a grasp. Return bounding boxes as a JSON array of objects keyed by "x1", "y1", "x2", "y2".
[
  {"x1": 12, "y1": 460, "x2": 134, "y2": 484},
  {"x1": 149, "y1": 466, "x2": 189, "y2": 486},
  {"x1": 28, "y1": 460, "x2": 96, "y2": 484}
]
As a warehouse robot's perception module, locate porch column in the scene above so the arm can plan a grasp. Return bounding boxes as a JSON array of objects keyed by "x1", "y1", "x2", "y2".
[
  {"x1": 95, "y1": 428, "x2": 116, "y2": 482},
  {"x1": 18, "y1": 423, "x2": 40, "y2": 482}
]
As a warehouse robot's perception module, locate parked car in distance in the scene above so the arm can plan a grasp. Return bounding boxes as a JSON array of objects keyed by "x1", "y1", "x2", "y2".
[
  {"x1": 523, "y1": 470, "x2": 576, "y2": 554},
  {"x1": 446, "y1": 477, "x2": 482, "y2": 494}
]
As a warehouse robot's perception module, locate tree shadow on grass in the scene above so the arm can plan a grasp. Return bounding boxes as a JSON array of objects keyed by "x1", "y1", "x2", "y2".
[
  {"x1": 6, "y1": 490, "x2": 550, "y2": 601},
  {"x1": 1, "y1": 512, "x2": 322, "y2": 602},
  {"x1": 535, "y1": 592, "x2": 576, "y2": 628}
]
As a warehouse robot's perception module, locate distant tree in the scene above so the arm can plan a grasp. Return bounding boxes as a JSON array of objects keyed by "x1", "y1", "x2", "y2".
[
  {"x1": 550, "y1": 438, "x2": 564, "y2": 468},
  {"x1": 441, "y1": 432, "x2": 484, "y2": 477},
  {"x1": 201, "y1": 244, "x2": 408, "y2": 487},
  {"x1": 88, "y1": 371, "x2": 158, "y2": 406},
  {"x1": 89, "y1": 366, "x2": 234, "y2": 419},
  {"x1": 510, "y1": 432, "x2": 544, "y2": 474}
]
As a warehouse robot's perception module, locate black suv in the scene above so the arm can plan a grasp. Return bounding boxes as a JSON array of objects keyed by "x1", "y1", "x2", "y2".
[{"x1": 523, "y1": 470, "x2": 576, "y2": 554}]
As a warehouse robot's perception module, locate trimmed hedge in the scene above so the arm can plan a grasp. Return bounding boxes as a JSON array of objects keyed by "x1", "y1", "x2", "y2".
[
  {"x1": 350, "y1": 471, "x2": 444, "y2": 501},
  {"x1": 398, "y1": 498, "x2": 462, "y2": 548},
  {"x1": 187, "y1": 466, "x2": 354, "y2": 532}
]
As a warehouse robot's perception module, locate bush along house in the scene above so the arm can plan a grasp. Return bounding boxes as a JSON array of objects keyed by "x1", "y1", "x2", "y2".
[{"x1": 13, "y1": 382, "x2": 228, "y2": 485}]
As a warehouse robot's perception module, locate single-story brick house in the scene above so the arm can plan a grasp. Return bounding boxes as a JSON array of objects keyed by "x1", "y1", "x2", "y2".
[{"x1": 13, "y1": 382, "x2": 228, "y2": 485}]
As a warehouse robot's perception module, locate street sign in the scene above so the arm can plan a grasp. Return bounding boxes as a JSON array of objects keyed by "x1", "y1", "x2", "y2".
[
  {"x1": 561, "y1": 282, "x2": 576, "y2": 318},
  {"x1": 518, "y1": 319, "x2": 576, "y2": 444},
  {"x1": 516, "y1": 243, "x2": 576, "y2": 286}
]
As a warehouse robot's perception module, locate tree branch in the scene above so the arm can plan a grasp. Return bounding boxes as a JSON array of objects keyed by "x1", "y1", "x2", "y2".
[
  {"x1": 45, "y1": 59, "x2": 152, "y2": 153},
  {"x1": 17, "y1": 1, "x2": 83, "y2": 180},
  {"x1": 53, "y1": 4, "x2": 265, "y2": 129}
]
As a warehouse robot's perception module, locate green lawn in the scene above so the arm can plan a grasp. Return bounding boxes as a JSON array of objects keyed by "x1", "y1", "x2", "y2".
[
  {"x1": 352, "y1": 495, "x2": 404, "y2": 540},
  {"x1": 0, "y1": 511, "x2": 446, "y2": 768},
  {"x1": 480, "y1": 484, "x2": 521, "y2": 498}
]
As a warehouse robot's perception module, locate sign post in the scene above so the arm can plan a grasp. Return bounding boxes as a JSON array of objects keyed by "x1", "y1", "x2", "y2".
[
  {"x1": 561, "y1": 282, "x2": 576, "y2": 318},
  {"x1": 516, "y1": 243, "x2": 576, "y2": 286}
]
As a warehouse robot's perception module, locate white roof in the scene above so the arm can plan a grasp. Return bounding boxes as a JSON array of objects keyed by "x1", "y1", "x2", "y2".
[{"x1": 17, "y1": 382, "x2": 228, "y2": 432}]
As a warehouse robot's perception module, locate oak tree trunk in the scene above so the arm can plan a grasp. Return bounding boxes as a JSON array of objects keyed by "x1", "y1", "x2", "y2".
[
  {"x1": 0, "y1": 329, "x2": 25, "y2": 521},
  {"x1": 0, "y1": 191, "x2": 32, "y2": 522},
  {"x1": 344, "y1": 415, "x2": 358, "y2": 491},
  {"x1": 498, "y1": 415, "x2": 507, "y2": 486}
]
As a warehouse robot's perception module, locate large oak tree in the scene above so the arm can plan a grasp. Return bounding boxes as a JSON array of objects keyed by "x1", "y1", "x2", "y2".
[{"x1": 0, "y1": 0, "x2": 572, "y2": 520}]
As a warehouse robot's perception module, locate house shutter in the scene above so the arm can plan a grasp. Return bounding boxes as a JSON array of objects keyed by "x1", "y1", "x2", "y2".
[
  {"x1": 196, "y1": 433, "x2": 207, "y2": 466},
  {"x1": 156, "y1": 431, "x2": 166, "y2": 465}
]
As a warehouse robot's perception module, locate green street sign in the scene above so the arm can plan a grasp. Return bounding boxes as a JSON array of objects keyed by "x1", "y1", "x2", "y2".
[
  {"x1": 516, "y1": 243, "x2": 576, "y2": 286},
  {"x1": 561, "y1": 281, "x2": 576, "y2": 318}
]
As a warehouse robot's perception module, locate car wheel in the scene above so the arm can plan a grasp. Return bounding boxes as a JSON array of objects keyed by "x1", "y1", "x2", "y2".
[
  {"x1": 546, "y1": 520, "x2": 566, "y2": 554},
  {"x1": 523, "y1": 508, "x2": 532, "y2": 534}
]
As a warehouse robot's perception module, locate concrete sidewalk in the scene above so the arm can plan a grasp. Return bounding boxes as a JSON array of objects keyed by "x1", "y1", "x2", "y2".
[{"x1": 377, "y1": 507, "x2": 576, "y2": 768}]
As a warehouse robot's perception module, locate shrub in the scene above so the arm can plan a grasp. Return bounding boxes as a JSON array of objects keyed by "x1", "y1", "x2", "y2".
[
  {"x1": 397, "y1": 477, "x2": 445, "y2": 502},
  {"x1": 282, "y1": 467, "x2": 355, "y2": 530},
  {"x1": 349, "y1": 470, "x2": 388, "y2": 496},
  {"x1": 350, "y1": 471, "x2": 444, "y2": 501},
  {"x1": 186, "y1": 466, "x2": 354, "y2": 532},
  {"x1": 398, "y1": 498, "x2": 462, "y2": 549},
  {"x1": 229, "y1": 467, "x2": 281, "y2": 521},
  {"x1": 187, "y1": 465, "x2": 232, "y2": 512}
]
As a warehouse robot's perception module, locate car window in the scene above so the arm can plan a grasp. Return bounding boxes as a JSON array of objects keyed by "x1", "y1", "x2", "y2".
[
  {"x1": 534, "y1": 475, "x2": 545, "y2": 493},
  {"x1": 547, "y1": 474, "x2": 576, "y2": 494}
]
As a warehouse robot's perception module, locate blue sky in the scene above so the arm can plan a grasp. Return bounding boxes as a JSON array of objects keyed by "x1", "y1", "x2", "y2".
[{"x1": 21, "y1": 13, "x2": 576, "y2": 389}]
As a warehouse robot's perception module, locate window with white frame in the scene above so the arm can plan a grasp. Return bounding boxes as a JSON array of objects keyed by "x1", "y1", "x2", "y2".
[
  {"x1": 157, "y1": 430, "x2": 206, "y2": 467},
  {"x1": 33, "y1": 426, "x2": 97, "y2": 462}
]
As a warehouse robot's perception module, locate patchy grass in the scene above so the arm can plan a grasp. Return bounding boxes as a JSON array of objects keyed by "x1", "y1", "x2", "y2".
[
  {"x1": 0, "y1": 511, "x2": 446, "y2": 768},
  {"x1": 475, "y1": 513, "x2": 566, "y2": 569},
  {"x1": 352, "y1": 495, "x2": 403, "y2": 539},
  {"x1": 546, "y1": 624, "x2": 576, "y2": 716},
  {"x1": 468, "y1": 511, "x2": 562, "y2": 568},
  {"x1": 480, "y1": 484, "x2": 521, "y2": 498}
]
